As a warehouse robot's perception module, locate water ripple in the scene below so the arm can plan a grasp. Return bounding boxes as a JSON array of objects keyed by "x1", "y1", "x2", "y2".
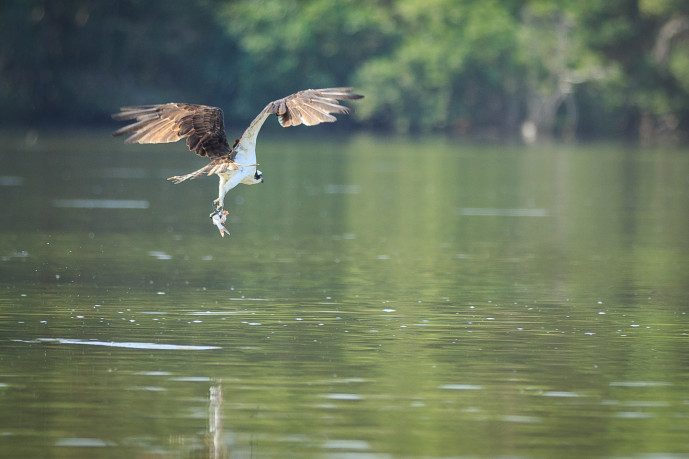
[{"x1": 14, "y1": 338, "x2": 220, "y2": 351}]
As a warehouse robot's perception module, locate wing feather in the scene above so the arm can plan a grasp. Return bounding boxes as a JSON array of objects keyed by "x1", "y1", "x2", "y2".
[
  {"x1": 112, "y1": 103, "x2": 231, "y2": 158},
  {"x1": 129, "y1": 118, "x2": 177, "y2": 144},
  {"x1": 267, "y1": 87, "x2": 363, "y2": 128},
  {"x1": 233, "y1": 87, "x2": 363, "y2": 161},
  {"x1": 114, "y1": 88, "x2": 363, "y2": 166}
]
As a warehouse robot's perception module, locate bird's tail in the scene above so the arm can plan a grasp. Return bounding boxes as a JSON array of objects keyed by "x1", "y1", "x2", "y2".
[
  {"x1": 167, "y1": 163, "x2": 216, "y2": 184},
  {"x1": 168, "y1": 159, "x2": 256, "y2": 184}
]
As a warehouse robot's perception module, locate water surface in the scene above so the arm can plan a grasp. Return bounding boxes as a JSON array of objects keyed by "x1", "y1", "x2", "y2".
[{"x1": 1, "y1": 132, "x2": 688, "y2": 458}]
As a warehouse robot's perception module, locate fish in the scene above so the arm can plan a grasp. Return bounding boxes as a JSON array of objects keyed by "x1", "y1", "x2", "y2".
[{"x1": 211, "y1": 210, "x2": 230, "y2": 237}]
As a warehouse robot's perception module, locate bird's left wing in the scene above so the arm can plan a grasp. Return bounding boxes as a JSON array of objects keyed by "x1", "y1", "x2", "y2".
[{"x1": 112, "y1": 103, "x2": 231, "y2": 158}]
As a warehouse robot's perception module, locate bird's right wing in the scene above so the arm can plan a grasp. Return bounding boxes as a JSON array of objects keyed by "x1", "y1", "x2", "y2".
[
  {"x1": 265, "y1": 87, "x2": 364, "y2": 128},
  {"x1": 233, "y1": 87, "x2": 363, "y2": 161}
]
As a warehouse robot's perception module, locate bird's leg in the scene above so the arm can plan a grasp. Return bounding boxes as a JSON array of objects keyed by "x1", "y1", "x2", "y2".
[
  {"x1": 209, "y1": 174, "x2": 234, "y2": 237},
  {"x1": 211, "y1": 175, "x2": 229, "y2": 217}
]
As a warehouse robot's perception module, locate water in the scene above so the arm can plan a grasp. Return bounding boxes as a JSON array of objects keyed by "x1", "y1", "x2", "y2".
[{"x1": 1, "y1": 131, "x2": 688, "y2": 458}]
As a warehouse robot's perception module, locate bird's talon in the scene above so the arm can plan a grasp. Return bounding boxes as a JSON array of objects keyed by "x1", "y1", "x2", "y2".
[
  {"x1": 211, "y1": 202, "x2": 224, "y2": 215},
  {"x1": 210, "y1": 205, "x2": 224, "y2": 219}
]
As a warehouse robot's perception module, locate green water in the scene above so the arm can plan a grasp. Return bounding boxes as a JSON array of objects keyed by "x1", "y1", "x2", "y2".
[{"x1": 1, "y1": 131, "x2": 688, "y2": 458}]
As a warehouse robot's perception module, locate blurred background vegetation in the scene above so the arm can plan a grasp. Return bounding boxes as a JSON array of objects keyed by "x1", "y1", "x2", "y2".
[{"x1": 2, "y1": 0, "x2": 689, "y2": 142}]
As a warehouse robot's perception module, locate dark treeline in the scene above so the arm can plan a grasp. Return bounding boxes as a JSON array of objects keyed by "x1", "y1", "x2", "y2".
[{"x1": 2, "y1": 0, "x2": 689, "y2": 143}]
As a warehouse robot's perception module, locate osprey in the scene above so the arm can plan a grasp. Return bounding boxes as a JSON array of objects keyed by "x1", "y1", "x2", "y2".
[{"x1": 112, "y1": 87, "x2": 363, "y2": 236}]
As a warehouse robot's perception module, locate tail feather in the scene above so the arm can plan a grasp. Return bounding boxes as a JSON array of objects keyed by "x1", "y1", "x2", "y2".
[
  {"x1": 167, "y1": 166, "x2": 211, "y2": 184},
  {"x1": 167, "y1": 159, "x2": 247, "y2": 184}
]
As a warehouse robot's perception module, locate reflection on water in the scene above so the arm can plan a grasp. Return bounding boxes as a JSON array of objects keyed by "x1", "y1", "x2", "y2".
[
  {"x1": 0, "y1": 132, "x2": 688, "y2": 457},
  {"x1": 207, "y1": 382, "x2": 227, "y2": 459},
  {"x1": 0, "y1": 175, "x2": 24, "y2": 186},
  {"x1": 457, "y1": 207, "x2": 549, "y2": 217},
  {"x1": 15, "y1": 338, "x2": 221, "y2": 350},
  {"x1": 53, "y1": 199, "x2": 150, "y2": 209}
]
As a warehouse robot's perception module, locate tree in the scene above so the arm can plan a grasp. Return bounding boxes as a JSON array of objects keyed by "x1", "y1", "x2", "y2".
[
  {"x1": 354, "y1": 0, "x2": 521, "y2": 134},
  {"x1": 576, "y1": 0, "x2": 689, "y2": 142},
  {"x1": 517, "y1": 2, "x2": 615, "y2": 142},
  {"x1": 217, "y1": 0, "x2": 397, "y2": 121},
  {"x1": 2, "y1": 0, "x2": 689, "y2": 141},
  {"x1": 0, "y1": 0, "x2": 238, "y2": 125}
]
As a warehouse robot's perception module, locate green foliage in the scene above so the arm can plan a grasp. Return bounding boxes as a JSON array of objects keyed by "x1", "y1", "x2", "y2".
[
  {"x1": 217, "y1": 0, "x2": 397, "y2": 119},
  {"x1": 1, "y1": 0, "x2": 689, "y2": 141},
  {"x1": 0, "y1": 0, "x2": 237, "y2": 125},
  {"x1": 670, "y1": 50, "x2": 689, "y2": 93},
  {"x1": 354, "y1": 0, "x2": 519, "y2": 133}
]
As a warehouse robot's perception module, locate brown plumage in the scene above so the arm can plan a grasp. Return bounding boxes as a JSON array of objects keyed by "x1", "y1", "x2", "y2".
[
  {"x1": 112, "y1": 88, "x2": 363, "y2": 164},
  {"x1": 112, "y1": 104, "x2": 231, "y2": 158}
]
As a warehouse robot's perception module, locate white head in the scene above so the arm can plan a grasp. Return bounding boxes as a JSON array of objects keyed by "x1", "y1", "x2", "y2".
[{"x1": 252, "y1": 169, "x2": 264, "y2": 184}]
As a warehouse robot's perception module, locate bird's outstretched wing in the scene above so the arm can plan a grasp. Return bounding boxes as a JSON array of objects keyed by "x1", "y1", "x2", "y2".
[
  {"x1": 262, "y1": 87, "x2": 363, "y2": 128},
  {"x1": 112, "y1": 104, "x2": 231, "y2": 158},
  {"x1": 233, "y1": 87, "x2": 363, "y2": 163},
  {"x1": 112, "y1": 88, "x2": 363, "y2": 179}
]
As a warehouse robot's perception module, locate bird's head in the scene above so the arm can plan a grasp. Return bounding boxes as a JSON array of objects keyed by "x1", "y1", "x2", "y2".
[{"x1": 253, "y1": 169, "x2": 264, "y2": 184}]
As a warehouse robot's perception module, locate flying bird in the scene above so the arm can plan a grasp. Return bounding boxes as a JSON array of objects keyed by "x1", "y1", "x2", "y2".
[{"x1": 112, "y1": 88, "x2": 363, "y2": 236}]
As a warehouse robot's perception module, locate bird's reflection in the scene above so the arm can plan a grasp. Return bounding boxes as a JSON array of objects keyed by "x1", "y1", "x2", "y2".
[
  {"x1": 207, "y1": 381, "x2": 227, "y2": 459},
  {"x1": 184, "y1": 380, "x2": 228, "y2": 459}
]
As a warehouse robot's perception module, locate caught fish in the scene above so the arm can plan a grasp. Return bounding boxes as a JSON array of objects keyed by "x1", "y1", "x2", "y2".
[{"x1": 211, "y1": 210, "x2": 230, "y2": 237}]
